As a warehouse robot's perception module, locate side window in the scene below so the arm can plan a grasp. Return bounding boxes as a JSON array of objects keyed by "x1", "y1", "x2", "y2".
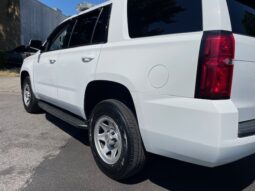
[
  {"x1": 47, "y1": 21, "x2": 74, "y2": 52},
  {"x1": 227, "y1": 0, "x2": 255, "y2": 38},
  {"x1": 69, "y1": 9, "x2": 101, "y2": 48},
  {"x1": 92, "y1": 5, "x2": 112, "y2": 44},
  {"x1": 127, "y1": 0, "x2": 203, "y2": 38}
]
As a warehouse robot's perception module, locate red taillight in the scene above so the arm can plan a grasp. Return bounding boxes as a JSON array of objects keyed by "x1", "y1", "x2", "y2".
[{"x1": 196, "y1": 31, "x2": 235, "y2": 99}]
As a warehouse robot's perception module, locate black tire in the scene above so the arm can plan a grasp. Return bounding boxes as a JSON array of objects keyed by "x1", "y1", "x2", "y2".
[
  {"x1": 89, "y1": 99, "x2": 146, "y2": 180},
  {"x1": 22, "y1": 76, "x2": 41, "y2": 113}
]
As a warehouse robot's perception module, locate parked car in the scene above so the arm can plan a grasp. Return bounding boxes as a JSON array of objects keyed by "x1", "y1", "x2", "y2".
[
  {"x1": 20, "y1": 0, "x2": 255, "y2": 180},
  {"x1": 5, "y1": 45, "x2": 37, "y2": 67}
]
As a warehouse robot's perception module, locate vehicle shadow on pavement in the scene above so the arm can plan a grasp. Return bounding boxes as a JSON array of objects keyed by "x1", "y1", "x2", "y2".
[
  {"x1": 46, "y1": 114, "x2": 90, "y2": 146},
  {"x1": 45, "y1": 113, "x2": 255, "y2": 191},
  {"x1": 124, "y1": 153, "x2": 255, "y2": 191}
]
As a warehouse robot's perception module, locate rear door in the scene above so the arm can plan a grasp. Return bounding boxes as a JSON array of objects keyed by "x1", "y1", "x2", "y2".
[
  {"x1": 55, "y1": 5, "x2": 112, "y2": 117},
  {"x1": 226, "y1": 0, "x2": 255, "y2": 122}
]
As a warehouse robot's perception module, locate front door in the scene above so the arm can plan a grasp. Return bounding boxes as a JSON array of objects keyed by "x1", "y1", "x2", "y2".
[
  {"x1": 34, "y1": 51, "x2": 59, "y2": 103},
  {"x1": 34, "y1": 20, "x2": 75, "y2": 104}
]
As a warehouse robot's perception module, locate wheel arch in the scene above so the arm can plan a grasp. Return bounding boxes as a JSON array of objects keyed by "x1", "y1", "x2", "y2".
[
  {"x1": 20, "y1": 71, "x2": 30, "y2": 88},
  {"x1": 84, "y1": 80, "x2": 137, "y2": 120}
]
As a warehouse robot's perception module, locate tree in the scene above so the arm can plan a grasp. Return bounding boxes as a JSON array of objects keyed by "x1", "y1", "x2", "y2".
[{"x1": 76, "y1": 2, "x2": 94, "y2": 12}]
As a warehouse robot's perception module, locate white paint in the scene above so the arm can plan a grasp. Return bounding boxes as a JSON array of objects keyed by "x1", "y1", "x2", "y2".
[
  {"x1": 202, "y1": 0, "x2": 232, "y2": 31},
  {"x1": 148, "y1": 65, "x2": 169, "y2": 88},
  {"x1": 21, "y1": 0, "x2": 255, "y2": 168},
  {"x1": 231, "y1": 34, "x2": 255, "y2": 122}
]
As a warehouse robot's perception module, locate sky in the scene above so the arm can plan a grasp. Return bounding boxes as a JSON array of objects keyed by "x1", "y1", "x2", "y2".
[{"x1": 39, "y1": 0, "x2": 106, "y2": 16}]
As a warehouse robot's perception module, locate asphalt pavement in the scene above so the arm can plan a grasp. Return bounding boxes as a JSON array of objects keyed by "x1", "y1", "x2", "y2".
[{"x1": 1, "y1": 77, "x2": 255, "y2": 191}]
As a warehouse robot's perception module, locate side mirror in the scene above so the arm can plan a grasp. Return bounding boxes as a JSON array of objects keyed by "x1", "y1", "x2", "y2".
[{"x1": 29, "y1": 40, "x2": 43, "y2": 51}]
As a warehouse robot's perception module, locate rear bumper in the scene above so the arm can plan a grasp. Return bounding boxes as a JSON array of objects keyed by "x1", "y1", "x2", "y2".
[
  {"x1": 134, "y1": 93, "x2": 255, "y2": 167},
  {"x1": 239, "y1": 120, "x2": 255, "y2": 138}
]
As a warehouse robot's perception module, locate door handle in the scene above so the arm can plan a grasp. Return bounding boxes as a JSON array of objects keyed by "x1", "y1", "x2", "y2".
[
  {"x1": 49, "y1": 59, "x2": 56, "y2": 64},
  {"x1": 82, "y1": 57, "x2": 94, "y2": 63}
]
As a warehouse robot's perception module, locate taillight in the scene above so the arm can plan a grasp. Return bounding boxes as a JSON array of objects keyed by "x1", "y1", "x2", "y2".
[{"x1": 195, "y1": 31, "x2": 235, "y2": 99}]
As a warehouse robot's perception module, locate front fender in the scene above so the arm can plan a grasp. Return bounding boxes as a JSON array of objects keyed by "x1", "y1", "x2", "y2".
[{"x1": 20, "y1": 53, "x2": 38, "y2": 95}]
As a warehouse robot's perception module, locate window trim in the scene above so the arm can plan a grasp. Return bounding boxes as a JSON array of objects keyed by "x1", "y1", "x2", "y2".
[
  {"x1": 91, "y1": 4, "x2": 112, "y2": 45},
  {"x1": 68, "y1": 4, "x2": 112, "y2": 49},
  {"x1": 68, "y1": 8, "x2": 102, "y2": 49},
  {"x1": 67, "y1": 19, "x2": 78, "y2": 48},
  {"x1": 42, "y1": 4, "x2": 112, "y2": 52},
  {"x1": 90, "y1": 8, "x2": 104, "y2": 44}
]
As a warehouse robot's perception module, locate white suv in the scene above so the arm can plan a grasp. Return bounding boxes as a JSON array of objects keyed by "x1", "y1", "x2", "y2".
[{"x1": 21, "y1": 0, "x2": 255, "y2": 179}]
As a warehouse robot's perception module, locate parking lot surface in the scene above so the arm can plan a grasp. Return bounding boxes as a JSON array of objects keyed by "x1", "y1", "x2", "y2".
[{"x1": 1, "y1": 77, "x2": 255, "y2": 191}]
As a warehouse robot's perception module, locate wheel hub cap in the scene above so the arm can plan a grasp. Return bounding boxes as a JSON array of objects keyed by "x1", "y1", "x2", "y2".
[
  {"x1": 23, "y1": 84, "x2": 31, "y2": 106},
  {"x1": 94, "y1": 116, "x2": 122, "y2": 164}
]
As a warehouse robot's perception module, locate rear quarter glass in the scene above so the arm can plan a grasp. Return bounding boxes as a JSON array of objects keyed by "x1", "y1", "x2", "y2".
[
  {"x1": 227, "y1": 0, "x2": 255, "y2": 38},
  {"x1": 127, "y1": 0, "x2": 203, "y2": 38}
]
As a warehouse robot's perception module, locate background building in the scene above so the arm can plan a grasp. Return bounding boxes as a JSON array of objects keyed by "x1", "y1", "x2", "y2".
[{"x1": 0, "y1": 0, "x2": 66, "y2": 51}]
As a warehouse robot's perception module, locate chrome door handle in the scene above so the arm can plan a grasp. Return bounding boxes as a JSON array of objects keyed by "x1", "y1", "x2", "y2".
[
  {"x1": 82, "y1": 57, "x2": 94, "y2": 63},
  {"x1": 49, "y1": 59, "x2": 56, "y2": 64}
]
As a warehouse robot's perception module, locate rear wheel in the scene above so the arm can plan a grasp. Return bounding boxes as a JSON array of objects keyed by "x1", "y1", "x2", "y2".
[
  {"x1": 22, "y1": 76, "x2": 40, "y2": 113},
  {"x1": 89, "y1": 99, "x2": 146, "y2": 180}
]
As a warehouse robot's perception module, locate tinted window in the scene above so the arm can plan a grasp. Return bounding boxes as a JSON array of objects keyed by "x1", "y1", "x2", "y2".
[
  {"x1": 92, "y1": 5, "x2": 112, "y2": 44},
  {"x1": 47, "y1": 22, "x2": 74, "y2": 51},
  {"x1": 128, "y1": 0, "x2": 203, "y2": 38},
  {"x1": 227, "y1": 0, "x2": 255, "y2": 38},
  {"x1": 69, "y1": 9, "x2": 101, "y2": 47}
]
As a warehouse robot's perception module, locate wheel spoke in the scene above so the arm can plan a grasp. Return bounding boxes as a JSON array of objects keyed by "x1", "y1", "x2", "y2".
[
  {"x1": 94, "y1": 116, "x2": 122, "y2": 164},
  {"x1": 110, "y1": 148, "x2": 118, "y2": 159},
  {"x1": 100, "y1": 122, "x2": 109, "y2": 131},
  {"x1": 102, "y1": 145, "x2": 110, "y2": 155},
  {"x1": 23, "y1": 84, "x2": 31, "y2": 106},
  {"x1": 108, "y1": 121, "x2": 115, "y2": 129},
  {"x1": 97, "y1": 133, "x2": 106, "y2": 142}
]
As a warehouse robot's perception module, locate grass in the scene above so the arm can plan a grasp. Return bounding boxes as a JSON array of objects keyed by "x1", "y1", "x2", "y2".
[{"x1": 0, "y1": 68, "x2": 20, "y2": 77}]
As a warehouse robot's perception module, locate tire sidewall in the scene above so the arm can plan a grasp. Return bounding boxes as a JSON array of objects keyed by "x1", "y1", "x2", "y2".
[
  {"x1": 89, "y1": 101, "x2": 134, "y2": 179},
  {"x1": 22, "y1": 77, "x2": 37, "y2": 112}
]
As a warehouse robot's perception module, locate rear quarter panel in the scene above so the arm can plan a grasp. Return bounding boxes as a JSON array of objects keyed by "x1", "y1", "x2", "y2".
[
  {"x1": 96, "y1": 0, "x2": 202, "y2": 98},
  {"x1": 96, "y1": 33, "x2": 202, "y2": 97}
]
